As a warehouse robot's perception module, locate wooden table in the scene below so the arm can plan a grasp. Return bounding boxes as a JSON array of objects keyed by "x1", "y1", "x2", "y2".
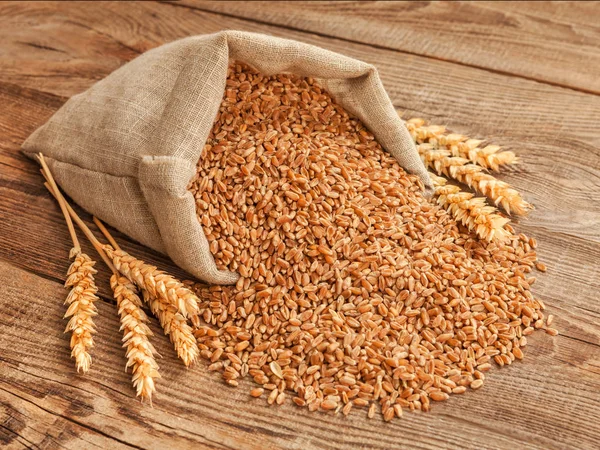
[{"x1": 1, "y1": 2, "x2": 599, "y2": 449}]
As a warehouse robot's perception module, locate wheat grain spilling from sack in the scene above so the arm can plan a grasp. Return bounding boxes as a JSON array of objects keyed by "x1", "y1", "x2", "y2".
[{"x1": 184, "y1": 63, "x2": 554, "y2": 421}]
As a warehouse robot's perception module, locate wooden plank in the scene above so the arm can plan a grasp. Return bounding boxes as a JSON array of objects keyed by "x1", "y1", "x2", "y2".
[
  {"x1": 1, "y1": 260, "x2": 599, "y2": 450},
  {"x1": 2, "y1": 3, "x2": 599, "y2": 146},
  {"x1": 188, "y1": 1, "x2": 600, "y2": 94},
  {"x1": 0, "y1": 2, "x2": 139, "y2": 98}
]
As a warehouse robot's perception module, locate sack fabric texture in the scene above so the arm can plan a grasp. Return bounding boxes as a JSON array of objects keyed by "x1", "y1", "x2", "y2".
[{"x1": 22, "y1": 30, "x2": 432, "y2": 285}]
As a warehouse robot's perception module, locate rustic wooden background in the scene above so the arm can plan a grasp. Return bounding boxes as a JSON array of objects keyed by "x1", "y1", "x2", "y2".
[{"x1": 1, "y1": 2, "x2": 599, "y2": 449}]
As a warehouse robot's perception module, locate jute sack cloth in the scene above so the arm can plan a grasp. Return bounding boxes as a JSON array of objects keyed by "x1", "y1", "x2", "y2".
[{"x1": 22, "y1": 30, "x2": 432, "y2": 285}]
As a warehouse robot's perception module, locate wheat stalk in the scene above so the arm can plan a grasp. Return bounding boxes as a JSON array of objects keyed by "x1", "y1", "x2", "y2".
[
  {"x1": 91, "y1": 222, "x2": 199, "y2": 322},
  {"x1": 38, "y1": 154, "x2": 100, "y2": 373},
  {"x1": 40, "y1": 157, "x2": 159, "y2": 394},
  {"x1": 102, "y1": 245, "x2": 200, "y2": 320},
  {"x1": 418, "y1": 143, "x2": 532, "y2": 216},
  {"x1": 405, "y1": 118, "x2": 519, "y2": 171},
  {"x1": 430, "y1": 174, "x2": 511, "y2": 242},
  {"x1": 40, "y1": 160, "x2": 163, "y2": 398},
  {"x1": 111, "y1": 274, "x2": 160, "y2": 403}
]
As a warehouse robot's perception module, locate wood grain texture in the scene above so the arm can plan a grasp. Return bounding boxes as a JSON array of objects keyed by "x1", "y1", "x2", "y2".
[
  {"x1": 191, "y1": 1, "x2": 600, "y2": 94},
  {"x1": 0, "y1": 1, "x2": 599, "y2": 449},
  {"x1": 1, "y1": 261, "x2": 599, "y2": 450}
]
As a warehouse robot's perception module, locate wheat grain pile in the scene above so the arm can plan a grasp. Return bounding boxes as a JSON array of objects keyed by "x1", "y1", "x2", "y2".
[{"x1": 188, "y1": 63, "x2": 553, "y2": 420}]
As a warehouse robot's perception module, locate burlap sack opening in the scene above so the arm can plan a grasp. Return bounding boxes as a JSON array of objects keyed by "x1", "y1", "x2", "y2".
[{"x1": 22, "y1": 30, "x2": 432, "y2": 285}]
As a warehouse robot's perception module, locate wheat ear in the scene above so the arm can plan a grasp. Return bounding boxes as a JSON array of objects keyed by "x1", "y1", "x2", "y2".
[
  {"x1": 111, "y1": 274, "x2": 160, "y2": 403},
  {"x1": 418, "y1": 144, "x2": 532, "y2": 216},
  {"x1": 405, "y1": 118, "x2": 519, "y2": 171},
  {"x1": 430, "y1": 174, "x2": 511, "y2": 242},
  {"x1": 140, "y1": 288, "x2": 199, "y2": 367},
  {"x1": 38, "y1": 154, "x2": 99, "y2": 373},
  {"x1": 91, "y1": 222, "x2": 199, "y2": 321},
  {"x1": 63, "y1": 250, "x2": 99, "y2": 373},
  {"x1": 93, "y1": 219, "x2": 199, "y2": 367}
]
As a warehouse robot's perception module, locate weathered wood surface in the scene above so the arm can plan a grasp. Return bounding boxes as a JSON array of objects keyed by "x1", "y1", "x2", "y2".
[
  {"x1": 192, "y1": 1, "x2": 600, "y2": 94},
  {"x1": 0, "y1": 2, "x2": 599, "y2": 449}
]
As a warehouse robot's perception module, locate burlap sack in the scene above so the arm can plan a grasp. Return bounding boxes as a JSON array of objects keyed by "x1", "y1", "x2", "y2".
[{"x1": 22, "y1": 30, "x2": 432, "y2": 285}]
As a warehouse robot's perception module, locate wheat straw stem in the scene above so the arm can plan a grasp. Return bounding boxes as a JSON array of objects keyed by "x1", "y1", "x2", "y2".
[
  {"x1": 38, "y1": 154, "x2": 80, "y2": 253},
  {"x1": 40, "y1": 160, "x2": 101, "y2": 373},
  {"x1": 40, "y1": 163, "x2": 160, "y2": 399},
  {"x1": 40, "y1": 175, "x2": 116, "y2": 273},
  {"x1": 93, "y1": 216, "x2": 121, "y2": 251}
]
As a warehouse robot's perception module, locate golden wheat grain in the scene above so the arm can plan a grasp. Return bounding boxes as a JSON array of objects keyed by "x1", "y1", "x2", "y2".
[
  {"x1": 184, "y1": 63, "x2": 556, "y2": 422},
  {"x1": 111, "y1": 275, "x2": 160, "y2": 402}
]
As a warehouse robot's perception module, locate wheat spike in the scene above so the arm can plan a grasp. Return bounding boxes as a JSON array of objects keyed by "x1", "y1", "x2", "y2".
[
  {"x1": 111, "y1": 275, "x2": 160, "y2": 402},
  {"x1": 104, "y1": 245, "x2": 199, "y2": 366},
  {"x1": 418, "y1": 144, "x2": 532, "y2": 216},
  {"x1": 405, "y1": 118, "x2": 519, "y2": 171},
  {"x1": 103, "y1": 246, "x2": 200, "y2": 320},
  {"x1": 140, "y1": 288, "x2": 199, "y2": 367},
  {"x1": 64, "y1": 249, "x2": 99, "y2": 373},
  {"x1": 430, "y1": 174, "x2": 511, "y2": 242}
]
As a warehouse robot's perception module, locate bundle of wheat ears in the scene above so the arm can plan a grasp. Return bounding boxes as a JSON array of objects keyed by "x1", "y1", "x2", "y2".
[
  {"x1": 39, "y1": 154, "x2": 198, "y2": 404},
  {"x1": 404, "y1": 117, "x2": 531, "y2": 241},
  {"x1": 38, "y1": 112, "x2": 536, "y2": 407}
]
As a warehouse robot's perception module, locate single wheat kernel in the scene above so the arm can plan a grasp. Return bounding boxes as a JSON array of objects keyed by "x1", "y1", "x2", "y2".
[
  {"x1": 429, "y1": 391, "x2": 449, "y2": 402},
  {"x1": 471, "y1": 379, "x2": 484, "y2": 390},
  {"x1": 250, "y1": 388, "x2": 264, "y2": 398},
  {"x1": 368, "y1": 403, "x2": 376, "y2": 419},
  {"x1": 267, "y1": 389, "x2": 278, "y2": 405}
]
